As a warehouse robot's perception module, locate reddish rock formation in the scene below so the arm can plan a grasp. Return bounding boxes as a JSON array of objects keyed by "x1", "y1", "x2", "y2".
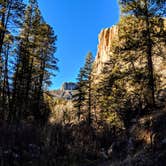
[
  {"x1": 93, "y1": 26, "x2": 118, "y2": 75},
  {"x1": 93, "y1": 23, "x2": 166, "y2": 88}
]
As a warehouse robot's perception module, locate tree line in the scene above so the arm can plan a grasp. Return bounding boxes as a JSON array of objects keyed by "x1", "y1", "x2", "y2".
[
  {"x1": 74, "y1": 0, "x2": 166, "y2": 129},
  {"x1": 0, "y1": 0, "x2": 58, "y2": 124}
]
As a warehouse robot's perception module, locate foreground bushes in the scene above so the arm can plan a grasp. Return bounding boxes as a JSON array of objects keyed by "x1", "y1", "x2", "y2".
[{"x1": 0, "y1": 120, "x2": 120, "y2": 166}]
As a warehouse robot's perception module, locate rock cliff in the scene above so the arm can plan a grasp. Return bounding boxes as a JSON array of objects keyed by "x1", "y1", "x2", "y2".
[
  {"x1": 50, "y1": 82, "x2": 77, "y2": 100},
  {"x1": 93, "y1": 23, "x2": 166, "y2": 87},
  {"x1": 93, "y1": 26, "x2": 118, "y2": 75},
  {"x1": 61, "y1": 82, "x2": 77, "y2": 91}
]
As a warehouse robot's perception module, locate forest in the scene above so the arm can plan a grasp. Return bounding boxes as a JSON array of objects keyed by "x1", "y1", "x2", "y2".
[{"x1": 0, "y1": 0, "x2": 166, "y2": 166}]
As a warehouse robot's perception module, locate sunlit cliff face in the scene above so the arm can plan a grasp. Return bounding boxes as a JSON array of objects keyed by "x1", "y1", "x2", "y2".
[
  {"x1": 93, "y1": 26, "x2": 118, "y2": 75},
  {"x1": 92, "y1": 20, "x2": 166, "y2": 88}
]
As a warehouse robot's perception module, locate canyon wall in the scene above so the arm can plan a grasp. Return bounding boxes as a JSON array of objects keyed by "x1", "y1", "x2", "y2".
[
  {"x1": 93, "y1": 25, "x2": 118, "y2": 75},
  {"x1": 93, "y1": 23, "x2": 166, "y2": 87}
]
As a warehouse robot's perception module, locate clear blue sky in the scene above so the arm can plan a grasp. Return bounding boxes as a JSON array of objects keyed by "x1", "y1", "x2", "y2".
[{"x1": 38, "y1": 0, "x2": 120, "y2": 89}]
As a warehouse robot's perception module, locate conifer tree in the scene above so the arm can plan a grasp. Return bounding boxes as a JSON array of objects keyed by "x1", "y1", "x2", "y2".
[
  {"x1": 0, "y1": 0, "x2": 24, "y2": 119},
  {"x1": 0, "y1": 0, "x2": 24, "y2": 55},
  {"x1": 73, "y1": 68, "x2": 85, "y2": 121},
  {"x1": 94, "y1": 53, "x2": 130, "y2": 127},
  {"x1": 74, "y1": 52, "x2": 94, "y2": 125},
  {"x1": 10, "y1": 0, "x2": 40, "y2": 121},
  {"x1": 83, "y1": 52, "x2": 94, "y2": 125},
  {"x1": 32, "y1": 22, "x2": 57, "y2": 123},
  {"x1": 118, "y1": 0, "x2": 166, "y2": 109},
  {"x1": 9, "y1": 0, "x2": 58, "y2": 123}
]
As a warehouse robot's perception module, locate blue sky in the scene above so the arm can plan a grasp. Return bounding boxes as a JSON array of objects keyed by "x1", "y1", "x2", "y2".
[{"x1": 38, "y1": 0, "x2": 120, "y2": 89}]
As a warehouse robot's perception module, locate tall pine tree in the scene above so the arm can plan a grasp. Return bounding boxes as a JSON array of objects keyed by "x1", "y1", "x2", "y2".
[
  {"x1": 8, "y1": 0, "x2": 58, "y2": 123},
  {"x1": 118, "y1": 0, "x2": 166, "y2": 109},
  {"x1": 74, "y1": 52, "x2": 94, "y2": 125}
]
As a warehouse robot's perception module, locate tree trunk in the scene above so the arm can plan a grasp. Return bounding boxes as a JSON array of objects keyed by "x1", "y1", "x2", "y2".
[
  {"x1": 88, "y1": 76, "x2": 92, "y2": 126},
  {"x1": 145, "y1": 0, "x2": 155, "y2": 108}
]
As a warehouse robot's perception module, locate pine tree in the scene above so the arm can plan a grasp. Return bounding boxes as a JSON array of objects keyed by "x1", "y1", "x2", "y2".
[
  {"x1": 74, "y1": 52, "x2": 94, "y2": 125},
  {"x1": 32, "y1": 22, "x2": 57, "y2": 123},
  {"x1": 83, "y1": 52, "x2": 94, "y2": 125},
  {"x1": 0, "y1": 0, "x2": 24, "y2": 55},
  {"x1": 0, "y1": 0, "x2": 24, "y2": 119},
  {"x1": 1, "y1": 32, "x2": 14, "y2": 119},
  {"x1": 93, "y1": 52, "x2": 130, "y2": 127},
  {"x1": 73, "y1": 68, "x2": 85, "y2": 121},
  {"x1": 10, "y1": 0, "x2": 39, "y2": 121},
  {"x1": 118, "y1": 0, "x2": 166, "y2": 109},
  {"x1": 9, "y1": 0, "x2": 58, "y2": 123}
]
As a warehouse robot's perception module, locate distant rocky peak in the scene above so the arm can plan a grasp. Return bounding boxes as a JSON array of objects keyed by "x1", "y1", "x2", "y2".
[{"x1": 61, "y1": 82, "x2": 77, "y2": 91}]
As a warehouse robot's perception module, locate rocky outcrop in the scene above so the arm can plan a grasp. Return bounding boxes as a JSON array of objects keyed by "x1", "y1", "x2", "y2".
[
  {"x1": 61, "y1": 82, "x2": 77, "y2": 91},
  {"x1": 93, "y1": 26, "x2": 118, "y2": 75},
  {"x1": 91, "y1": 21, "x2": 166, "y2": 166},
  {"x1": 50, "y1": 82, "x2": 77, "y2": 100},
  {"x1": 93, "y1": 23, "x2": 166, "y2": 88}
]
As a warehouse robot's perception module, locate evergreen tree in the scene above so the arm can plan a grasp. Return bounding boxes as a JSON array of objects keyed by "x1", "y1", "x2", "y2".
[
  {"x1": 83, "y1": 52, "x2": 94, "y2": 125},
  {"x1": 0, "y1": 0, "x2": 25, "y2": 119},
  {"x1": 118, "y1": 0, "x2": 166, "y2": 109},
  {"x1": 93, "y1": 52, "x2": 130, "y2": 127},
  {"x1": 32, "y1": 22, "x2": 57, "y2": 123},
  {"x1": 0, "y1": 0, "x2": 24, "y2": 55},
  {"x1": 73, "y1": 68, "x2": 85, "y2": 121},
  {"x1": 74, "y1": 52, "x2": 94, "y2": 125},
  {"x1": 10, "y1": 0, "x2": 40, "y2": 121},
  {"x1": 9, "y1": 0, "x2": 58, "y2": 123}
]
